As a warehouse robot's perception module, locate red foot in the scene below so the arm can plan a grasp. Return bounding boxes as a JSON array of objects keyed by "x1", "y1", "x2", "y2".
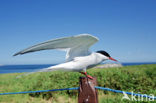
[
  {"x1": 86, "y1": 75, "x2": 93, "y2": 79},
  {"x1": 80, "y1": 72, "x2": 93, "y2": 79}
]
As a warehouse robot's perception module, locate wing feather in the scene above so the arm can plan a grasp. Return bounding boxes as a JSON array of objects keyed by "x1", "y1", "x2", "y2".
[{"x1": 13, "y1": 34, "x2": 99, "y2": 61}]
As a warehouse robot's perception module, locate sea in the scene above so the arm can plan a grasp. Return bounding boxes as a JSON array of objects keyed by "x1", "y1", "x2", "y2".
[{"x1": 0, "y1": 62, "x2": 156, "y2": 74}]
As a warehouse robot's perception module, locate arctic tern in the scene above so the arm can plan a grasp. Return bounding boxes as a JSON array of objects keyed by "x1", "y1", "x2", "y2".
[{"x1": 14, "y1": 34, "x2": 117, "y2": 79}]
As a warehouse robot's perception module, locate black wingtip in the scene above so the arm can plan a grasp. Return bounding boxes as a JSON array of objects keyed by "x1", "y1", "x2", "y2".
[
  {"x1": 13, "y1": 54, "x2": 17, "y2": 57},
  {"x1": 13, "y1": 53, "x2": 19, "y2": 56}
]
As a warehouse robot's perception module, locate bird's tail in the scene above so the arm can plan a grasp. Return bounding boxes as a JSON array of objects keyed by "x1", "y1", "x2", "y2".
[{"x1": 16, "y1": 66, "x2": 59, "y2": 79}]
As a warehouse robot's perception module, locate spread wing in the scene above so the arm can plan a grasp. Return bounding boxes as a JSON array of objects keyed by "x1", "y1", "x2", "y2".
[{"x1": 13, "y1": 34, "x2": 99, "y2": 61}]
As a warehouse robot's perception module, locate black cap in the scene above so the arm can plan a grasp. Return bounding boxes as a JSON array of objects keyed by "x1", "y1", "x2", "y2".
[{"x1": 96, "y1": 50, "x2": 110, "y2": 57}]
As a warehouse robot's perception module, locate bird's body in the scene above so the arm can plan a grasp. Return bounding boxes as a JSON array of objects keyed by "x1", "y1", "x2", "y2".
[
  {"x1": 41, "y1": 52, "x2": 104, "y2": 72},
  {"x1": 14, "y1": 34, "x2": 117, "y2": 78}
]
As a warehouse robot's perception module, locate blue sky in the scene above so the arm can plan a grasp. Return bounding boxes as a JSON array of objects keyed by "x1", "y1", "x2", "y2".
[{"x1": 0, "y1": 0, "x2": 156, "y2": 64}]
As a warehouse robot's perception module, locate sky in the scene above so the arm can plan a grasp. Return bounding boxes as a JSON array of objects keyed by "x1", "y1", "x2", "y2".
[{"x1": 0, "y1": 0, "x2": 156, "y2": 64}]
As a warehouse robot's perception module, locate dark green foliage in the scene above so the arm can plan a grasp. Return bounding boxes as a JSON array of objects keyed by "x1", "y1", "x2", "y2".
[{"x1": 0, "y1": 64, "x2": 156, "y2": 103}]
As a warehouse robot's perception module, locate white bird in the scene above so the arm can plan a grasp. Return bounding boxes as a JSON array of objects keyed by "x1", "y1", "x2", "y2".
[{"x1": 14, "y1": 34, "x2": 117, "y2": 79}]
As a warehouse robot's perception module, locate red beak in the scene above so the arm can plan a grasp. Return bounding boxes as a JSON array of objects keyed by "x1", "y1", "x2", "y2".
[{"x1": 109, "y1": 57, "x2": 117, "y2": 61}]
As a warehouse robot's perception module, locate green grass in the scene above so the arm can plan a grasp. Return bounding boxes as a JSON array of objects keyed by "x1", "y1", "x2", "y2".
[{"x1": 0, "y1": 64, "x2": 156, "y2": 103}]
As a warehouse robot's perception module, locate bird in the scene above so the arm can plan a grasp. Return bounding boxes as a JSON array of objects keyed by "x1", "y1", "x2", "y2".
[{"x1": 14, "y1": 34, "x2": 117, "y2": 79}]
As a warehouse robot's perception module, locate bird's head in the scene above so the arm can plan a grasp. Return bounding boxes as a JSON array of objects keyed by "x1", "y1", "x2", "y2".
[{"x1": 96, "y1": 50, "x2": 117, "y2": 62}]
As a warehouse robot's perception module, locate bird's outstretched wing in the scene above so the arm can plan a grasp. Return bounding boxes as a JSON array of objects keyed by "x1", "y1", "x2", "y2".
[{"x1": 13, "y1": 34, "x2": 99, "y2": 61}]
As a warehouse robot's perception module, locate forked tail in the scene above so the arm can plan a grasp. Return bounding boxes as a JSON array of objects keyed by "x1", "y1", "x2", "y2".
[{"x1": 16, "y1": 66, "x2": 59, "y2": 79}]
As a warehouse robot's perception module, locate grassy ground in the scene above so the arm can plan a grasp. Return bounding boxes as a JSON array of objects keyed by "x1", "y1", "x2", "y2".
[{"x1": 0, "y1": 64, "x2": 156, "y2": 103}]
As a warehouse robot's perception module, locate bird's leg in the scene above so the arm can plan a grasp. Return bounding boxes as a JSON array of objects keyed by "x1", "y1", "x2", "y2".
[{"x1": 80, "y1": 72, "x2": 93, "y2": 79}]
